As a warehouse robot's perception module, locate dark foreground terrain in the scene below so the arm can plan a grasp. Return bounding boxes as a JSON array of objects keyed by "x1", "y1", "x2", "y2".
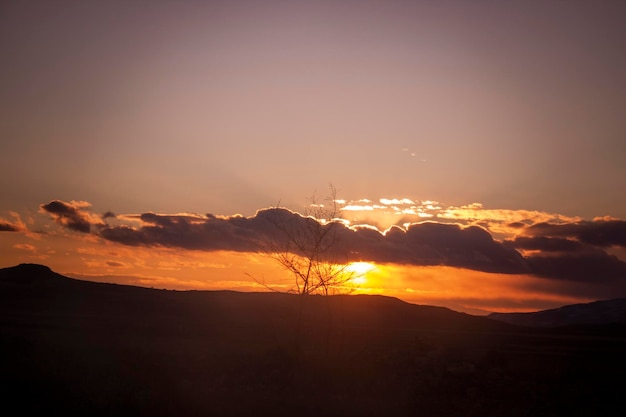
[{"x1": 1, "y1": 264, "x2": 625, "y2": 416}]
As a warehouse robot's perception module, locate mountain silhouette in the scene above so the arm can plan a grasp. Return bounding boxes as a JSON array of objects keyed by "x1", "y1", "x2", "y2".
[
  {"x1": 0, "y1": 263, "x2": 63, "y2": 285},
  {"x1": 488, "y1": 298, "x2": 626, "y2": 328},
  {"x1": 2, "y1": 263, "x2": 625, "y2": 416},
  {"x1": 0, "y1": 263, "x2": 513, "y2": 332}
]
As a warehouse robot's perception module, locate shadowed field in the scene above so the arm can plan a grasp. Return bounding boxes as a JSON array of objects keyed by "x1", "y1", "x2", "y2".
[{"x1": 2, "y1": 264, "x2": 625, "y2": 416}]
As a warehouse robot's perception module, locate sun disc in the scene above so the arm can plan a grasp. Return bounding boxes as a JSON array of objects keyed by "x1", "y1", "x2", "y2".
[{"x1": 346, "y1": 262, "x2": 376, "y2": 284}]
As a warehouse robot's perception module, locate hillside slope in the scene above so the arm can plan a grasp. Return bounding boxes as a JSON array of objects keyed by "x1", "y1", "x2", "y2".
[{"x1": 2, "y1": 263, "x2": 625, "y2": 417}]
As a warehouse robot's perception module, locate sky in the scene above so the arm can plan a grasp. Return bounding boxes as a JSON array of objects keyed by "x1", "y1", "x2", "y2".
[{"x1": 2, "y1": 0, "x2": 626, "y2": 314}]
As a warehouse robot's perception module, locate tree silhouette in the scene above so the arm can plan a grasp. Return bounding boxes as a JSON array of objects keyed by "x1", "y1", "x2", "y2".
[{"x1": 258, "y1": 185, "x2": 355, "y2": 296}]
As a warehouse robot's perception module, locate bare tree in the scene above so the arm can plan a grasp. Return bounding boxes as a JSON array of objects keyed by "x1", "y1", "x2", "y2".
[
  {"x1": 257, "y1": 184, "x2": 355, "y2": 296},
  {"x1": 248, "y1": 185, "x2": 359, "y2": 357}
]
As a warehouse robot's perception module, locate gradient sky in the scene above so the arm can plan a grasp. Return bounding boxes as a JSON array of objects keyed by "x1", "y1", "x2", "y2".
[{"x1": 2, "y1": 0, "x2": 626, "y2": 314}]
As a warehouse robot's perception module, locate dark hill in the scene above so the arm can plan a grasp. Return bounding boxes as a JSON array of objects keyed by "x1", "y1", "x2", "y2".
[
  {"x1": 0, "y1": 263, "x2": 63, "y2": 284},
  {"x1": 2, "y1": 264, "x2": 625, "y2": 417},
  {"x1": 488, "y1": 298, "x2": 626, "y2": 328},
  {"x1": 0, "y1": 263, "x2": 515, "y2": 338}
]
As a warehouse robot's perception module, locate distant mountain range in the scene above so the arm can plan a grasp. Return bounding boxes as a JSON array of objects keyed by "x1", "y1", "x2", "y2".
[
  {"x1": 2, "y1": 263, "x2": 625, "y2": 329},
  {"x1": 0, "y1": 263, "x2": 513, "y2": 335},
  {"x1": 488, "y1": 298, "x2": 626, "y2": 328}
]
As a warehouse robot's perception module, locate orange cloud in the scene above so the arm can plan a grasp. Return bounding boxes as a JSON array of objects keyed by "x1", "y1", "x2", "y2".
[
  {"x1": 0, "y1": 212, "x2": 26, "y2": 232},
  {"x1": 337, "y1": 198, "x2": 585, "y2": 241},
  {"x1": 13, "y1": 243, "x2": 36, "y2": 252}
]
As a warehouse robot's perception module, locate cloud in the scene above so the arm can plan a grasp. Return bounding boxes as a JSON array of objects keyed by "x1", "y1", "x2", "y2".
[
  {"x1": 40, "y1": 200, "x2": 103, "y2": 233},
  {"x1": 13, "y1": 243, "x2": 36, "y2": 252},
  {"x1": 0, "y1": 221, "x2": 21, "y2": 232},
  {"x1": 507, "y1": 221, "x2": 528, "y2": 229},
  {"x1": 337, "y1": 222, "x2": 529, "y2": 274},
  {"x1": 524, "y1": 220, "x2": 626, "y2": 248},
  {"x1": 438, "y1": 204, "x2": 580, "y2": 225},
  {"x1": 100, "y1": 211, "x2": 266, "y2": 252},
  {"x1": 93, "y1": 206, "x2": 529, "y2": 275},
  {"x1": 39, "y1": 200, "x2": 626, "y2": 285},
  {"x1": 526, "y1": 250, "x2": 626, "y2": 282},
  {"x1": 0, "y1": 212, "x2": 26, "y2": 232},
  {"x1": 506, "y1": 220, "x2": 626, "y2": 283},
  {"x1": 337, "y1": 198, "x2": 582, "y2": 236},
  {"x1": 505, "y1": 236, "x2": 584, "y2": 252}
]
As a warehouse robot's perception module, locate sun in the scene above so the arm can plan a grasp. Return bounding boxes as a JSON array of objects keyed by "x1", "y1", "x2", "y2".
[{"x1": 346, "y1": 262, "x2": 376, "y2": 285}]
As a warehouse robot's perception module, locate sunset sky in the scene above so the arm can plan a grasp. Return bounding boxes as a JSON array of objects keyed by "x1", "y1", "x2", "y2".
[{"x1": 2, "y1": 0, "x2": 626, "y2": 314}]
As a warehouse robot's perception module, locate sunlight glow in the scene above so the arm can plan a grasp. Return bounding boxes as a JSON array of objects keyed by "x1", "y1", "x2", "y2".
[{"x1": 346, "y1": 261, "x2": 376, "y2": 284}]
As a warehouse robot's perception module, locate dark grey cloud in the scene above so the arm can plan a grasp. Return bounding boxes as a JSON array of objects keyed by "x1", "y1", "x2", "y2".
[
  {"x1": 337, "y1": 222, "x2": 529, "y2": 274},
  {"x1": 96, "y1": 208, "x2": 530, "y2": 275},
  {"x1": 505, "y1": 236, "x2": 584, "y2": 252},
  {"x1": 525, "y1": 220, "x2": 626, "y2": 247},
  {"x1": 526, "y1": 251, "x2": 626, "y2": 282},
  {"x1": 101, "y1": 211, "x2": 268, "y2": 252},
  {"x1": 0, "y1": 221, "x2": 21, "y2": 232},
  {"x1": 509, "y1": 220, "x2": 626, "y2": 283},
  {"x1": 40, "y1": 200, "x2": 99, "y2": 233},
  {"x1": 42, "y1": 200, "x2": 626, "y2": 285}
]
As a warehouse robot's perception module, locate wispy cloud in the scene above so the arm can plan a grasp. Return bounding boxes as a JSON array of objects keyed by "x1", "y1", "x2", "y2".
[
  {"x1": 338, "y1": 198, "x2": 581, "y2": 235},
  {"x1": 0, "y1": 221, "x2": 21, "y2": 232},
  {"x1": 0, "y1": 212, "x2": 26, "y2": 232},
  {"x1": 13, "y1": 243, "x2": 36, "y2": 252}
]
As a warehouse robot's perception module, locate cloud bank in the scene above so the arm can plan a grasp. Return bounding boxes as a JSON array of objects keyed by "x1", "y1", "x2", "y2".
[
  {"x1": 39, "y1": 200, "x2": 626, "y2": 287},
  {"x1": 505, "y1": 220, "x2": 626, "y2": 283},
  {"x1": 523, "y1": 220, "x2": 626, "y2": 248}
]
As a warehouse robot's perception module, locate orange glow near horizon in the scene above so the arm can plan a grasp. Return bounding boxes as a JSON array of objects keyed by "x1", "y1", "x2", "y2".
[
  {"x1": 347, "y1": 263, "x2": 591, "y2": 314},
  {"x1": 0, "y1": 227, "x2": 599, "y2": 315}
]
